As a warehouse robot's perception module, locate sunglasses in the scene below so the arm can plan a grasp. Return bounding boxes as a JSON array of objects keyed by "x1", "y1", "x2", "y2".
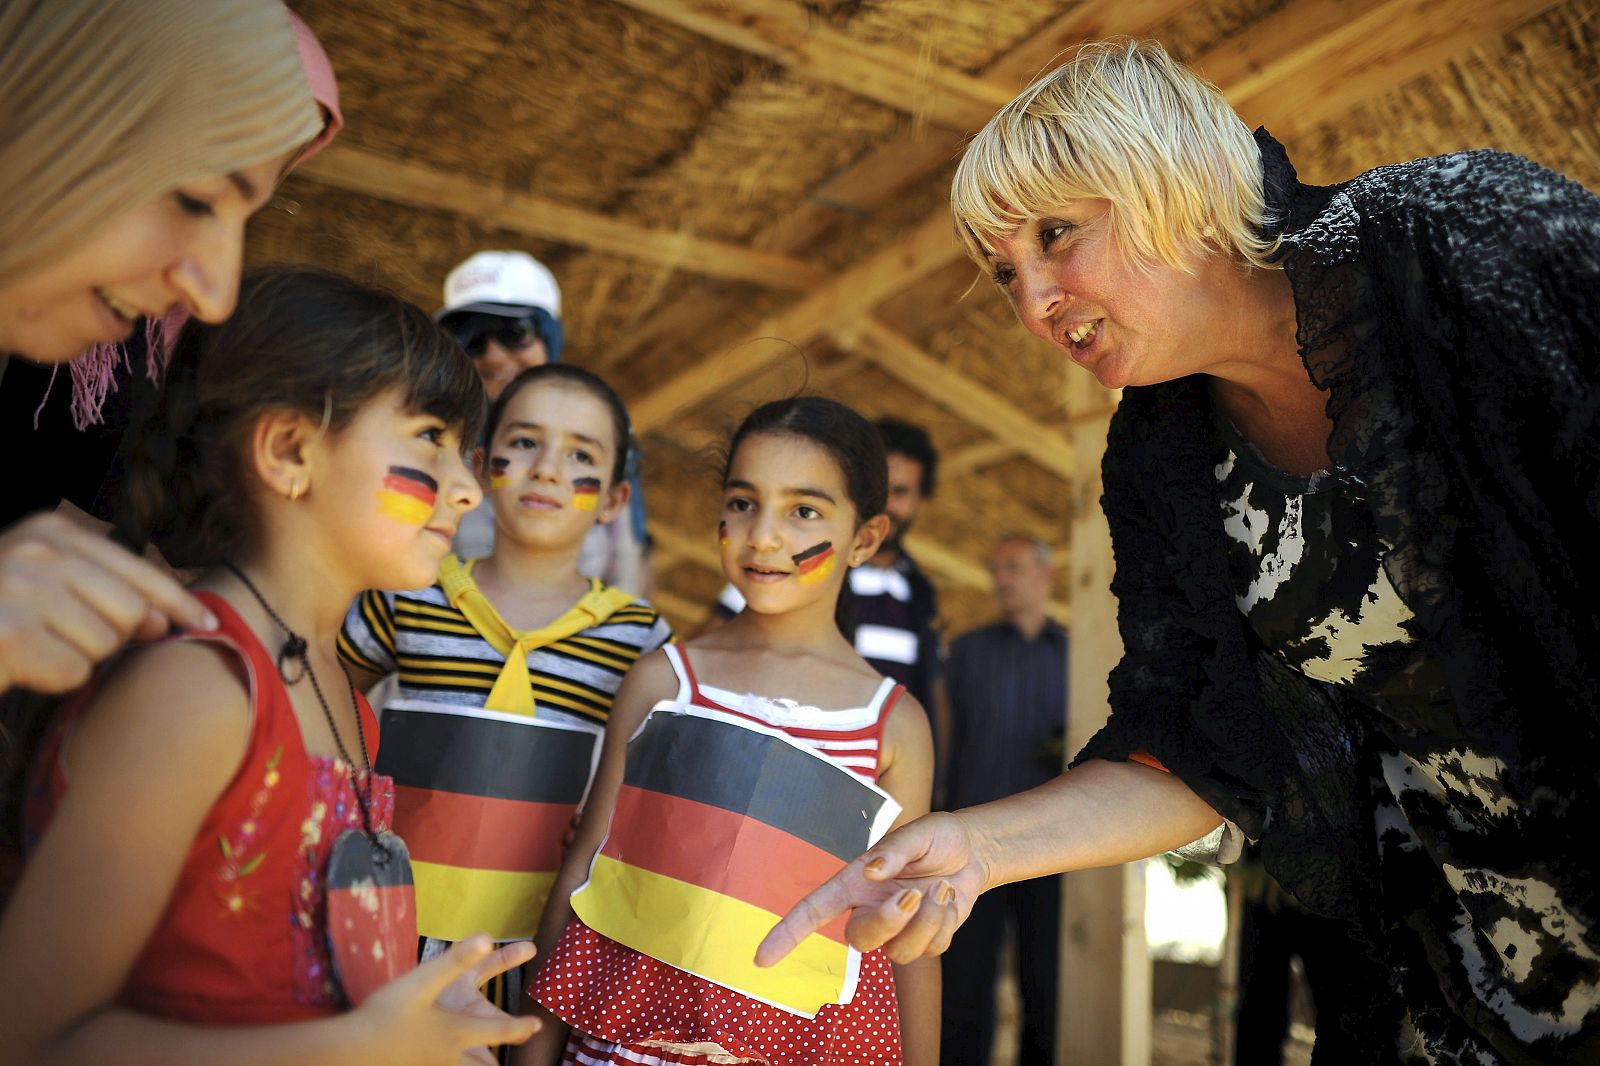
[{"x1": 446, "y1": 314, "x2": 544, "y2": 359}]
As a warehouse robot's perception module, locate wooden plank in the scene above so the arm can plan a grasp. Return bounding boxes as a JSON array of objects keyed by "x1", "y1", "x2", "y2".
[
  {"x1": 1057, "y1": 386, "x2": 1143, "y2": 1065},
  {"x1": 627, "y1": 212, "x2": 961, "y2": 431},
  {"x1": 1218, "y1": 0, "x2": 1562, "y2": 139},
  {"x1": 836, "y1": 318, "x2": 1076, "y2": 482},
  {"x1": 939, "y1": 439, "x2": 1013, "y2": 479},
  {"x1": 899, "y1": 532, "x2": 990, "y2": 591},
  {"x1": 613, "y1": 0, "x2": 1013, "y2": 131},
  {"x1": 767, "y1": 0, "x2": 1198, "y2": 230},
  {"x1": 297, "y1": 145, "x2": 826, "y2": 291}
]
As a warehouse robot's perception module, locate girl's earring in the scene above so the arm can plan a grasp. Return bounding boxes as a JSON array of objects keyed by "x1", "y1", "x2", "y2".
[{"x1": 288, "y1": 480, "x2": 305, "y2": 501}]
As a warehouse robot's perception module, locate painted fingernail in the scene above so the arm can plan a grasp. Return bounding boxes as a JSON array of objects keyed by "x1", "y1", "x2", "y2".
[
  {"x1": 864, "y1": 857, "x2": 887, "y2": 875},
  {"x1": 935, "y1": 880, "x2": 955, "y2": 905},
  {"x1": 897, "y1": 889, "x2": 922, "y2": 913}
]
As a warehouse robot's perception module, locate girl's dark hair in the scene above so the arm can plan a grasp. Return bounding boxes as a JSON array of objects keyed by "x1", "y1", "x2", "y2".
[
  {"x1": 1, "y1": 268, "x2": 484, "y2": 855},
  {"x1": 485, "y1": 364, "x2": 632, "y2": 487},
  {"x1": 116, "y1": 266, "x2": 485, "y2": 568},
  {"x1": 724, "y1": 397, "x2": 888, "y2": 638},
  {"x1": 724, "y1": 397, "x2": 888, "y2": 521}
]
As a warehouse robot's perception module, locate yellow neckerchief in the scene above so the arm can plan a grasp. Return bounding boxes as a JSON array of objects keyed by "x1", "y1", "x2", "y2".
[{"x1": 438, "y1": 554, "x2": 637, "y2": 718}]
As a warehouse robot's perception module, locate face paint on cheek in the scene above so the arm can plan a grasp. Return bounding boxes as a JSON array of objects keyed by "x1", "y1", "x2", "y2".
[
  {"x1": 376, "y1": 466, "x2": 438, "y2": 525},
  {"x1": 792, "y1": 541, "x2": 836, "y2": 586},
  {"x1": 718, "y1": 520, "x2": 729, "y2": 547},
  {"x1": 488, "y1": 456, "x2": 510, "y2": 490},
  {"x1": 572, "y1": 477, "x2": 601, "y2": 512}
]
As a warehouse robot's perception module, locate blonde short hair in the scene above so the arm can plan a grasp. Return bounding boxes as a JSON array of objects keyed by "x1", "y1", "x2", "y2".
[{"x1": 951, "y1": 39, "x2": 1279, "y2": 274}]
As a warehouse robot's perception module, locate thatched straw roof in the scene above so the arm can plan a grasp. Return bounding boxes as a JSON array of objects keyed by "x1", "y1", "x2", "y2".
[{"x1": 251, "y1": 0, "x2": 1600, "y2": 634}]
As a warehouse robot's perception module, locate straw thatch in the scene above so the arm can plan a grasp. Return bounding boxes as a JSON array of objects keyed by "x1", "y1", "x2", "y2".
[{"x1": 250, "y1": 0, "x2": 1600, "y2": 636}]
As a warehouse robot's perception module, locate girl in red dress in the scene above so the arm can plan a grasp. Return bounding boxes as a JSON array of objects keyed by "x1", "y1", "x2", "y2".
[
  {"x1": 0, "y1": 269, "x2": 539, "y2": 1063},
  {"x1": 522, "y1": 398, "x2": 939, "y2": 1066}
]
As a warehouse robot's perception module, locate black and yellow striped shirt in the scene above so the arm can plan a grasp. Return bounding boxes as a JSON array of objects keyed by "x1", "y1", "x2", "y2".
[{"x1": 338, "y1": 580, "x2": 672, "y2": 729}]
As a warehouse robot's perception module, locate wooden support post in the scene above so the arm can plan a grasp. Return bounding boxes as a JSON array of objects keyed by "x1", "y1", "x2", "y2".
[{"x1": 1058, "y1": 375, "x2": 1150, "y2": 1065}]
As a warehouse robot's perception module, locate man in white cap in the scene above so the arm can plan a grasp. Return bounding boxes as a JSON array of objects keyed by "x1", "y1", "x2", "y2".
[
  {"x1": 437, "y1": 250, "x2": 564, "y2": 400},
  {"x1": 437, "y1": 250, "x2": 649, "y2": 595}
]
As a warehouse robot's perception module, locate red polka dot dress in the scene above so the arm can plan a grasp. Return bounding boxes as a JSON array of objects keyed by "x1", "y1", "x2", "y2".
[{"x1": 532, "y1": 646, "x2": 906, "y2": 1066}]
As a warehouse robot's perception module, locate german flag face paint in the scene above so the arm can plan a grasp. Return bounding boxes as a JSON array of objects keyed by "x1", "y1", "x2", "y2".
[
  {"x1": 572, "y1": 477, "x2": 602, "y2": 512},
  {"x1": 570, "y1": 706, "x2": 900, "y2": 1017},
  {"x1": 375, "y1": 706, "x2": 602, "y2": 941},
  {"x1": 488, "y1": 455, "x2": 511, "y2": 490},
  {"x1": 377, "y1": 466, "x2": 437, "y2": 525},
  {"x1": 792, "y1": 541, "x2": 836, "y2": 586}
]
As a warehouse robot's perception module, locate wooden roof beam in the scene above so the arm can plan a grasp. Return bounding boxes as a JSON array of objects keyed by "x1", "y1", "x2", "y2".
[
  {"x1": 606, "y1": 2, "x2": 1198, "y2": 368},
  {"x1": 611, "y1": 0, "x2": 1014, "y2": 131},
  {"x1": 297, "y1": 145, "x2": 827, "y2": 291},
  {"x1": 833, "y1": 317, "x2": 1076, "y2": 483},
  {"x1": 1196, "y1": 0, "x2": 1561, "y2": 138},
  {"x1": 629, "y1": 211, "x2": 961, "y2": 431},
  {"x1": 941, "y1": 439, "x2": 1013, "y2": 479}
]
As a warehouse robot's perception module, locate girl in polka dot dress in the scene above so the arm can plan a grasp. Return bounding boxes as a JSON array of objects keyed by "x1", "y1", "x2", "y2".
[{"x1": 519, "y1": 398, "x2": 938, "y2": 1066}]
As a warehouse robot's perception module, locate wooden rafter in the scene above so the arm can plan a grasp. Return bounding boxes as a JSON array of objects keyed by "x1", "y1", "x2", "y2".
[
  {"x1": 833, "y1": 317, "x2": 1076, "y2": 482},
  {"x1": 628, "y1": 212, "x2": 961, "y2": 431},
  {"x1": 611, "y1": 0, "x2": 1013, "y2": 131},
  {"x1": 604, "y1": 2, "x2": 1198, "y2": 370},
  {"x1": 1206, "y1": 0, "x2": 1563, "y2": 140},
  {"x1": 297, "y1": 146, "x2": 827, "y2": 291},
  {"x1": 940, "y1": 439, "x2": 1013, "y2": 478},
  {"x1": 627, "y1": 0, "x2": 1551, "y2": 448}
]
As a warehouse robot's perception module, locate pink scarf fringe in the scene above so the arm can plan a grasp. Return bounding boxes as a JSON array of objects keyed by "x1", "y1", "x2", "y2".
[{"x1": 34, "y1": 310, "x2": 183, "y2": 431}]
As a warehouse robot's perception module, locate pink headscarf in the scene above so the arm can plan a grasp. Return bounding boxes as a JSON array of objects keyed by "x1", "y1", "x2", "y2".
[{"x1": 51, "y1": 7, "x2": 343, "y2": 430}]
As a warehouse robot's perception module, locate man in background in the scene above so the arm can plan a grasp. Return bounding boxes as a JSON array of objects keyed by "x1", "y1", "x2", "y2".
[{"x1": 941, "y1": 534, "x2": 1067, "y2": 1066}]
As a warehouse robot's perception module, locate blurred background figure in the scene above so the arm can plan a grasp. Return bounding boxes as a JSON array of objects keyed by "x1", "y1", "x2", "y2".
[{"x1": 941, "y1": 534, "x2": 1066, "y2": 1066}]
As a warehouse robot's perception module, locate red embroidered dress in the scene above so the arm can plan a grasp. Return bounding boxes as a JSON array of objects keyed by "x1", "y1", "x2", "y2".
[
  {"x1": 532, "y1": 645, "x2": 905, "y2": 1066},
  {"x1": 26, "y1": 592, "x2": 394, "y2": 1023}
]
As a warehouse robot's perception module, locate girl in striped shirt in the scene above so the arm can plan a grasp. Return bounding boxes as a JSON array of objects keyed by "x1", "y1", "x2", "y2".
[
  {"x1": 523, "y1": 397, "x2": 937, "y2": 1066},
  {"x1": 340, "y1": 365, "x2": 672, "y2": 1021}
]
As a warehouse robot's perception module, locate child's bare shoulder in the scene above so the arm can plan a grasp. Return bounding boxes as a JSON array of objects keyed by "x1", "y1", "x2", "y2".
[
  {"x1": 622, "y1": 644, "x2": 679, "y2": 689},
  {"x1": 82, "y1": 637, "x2": 251, "y2": 741}
]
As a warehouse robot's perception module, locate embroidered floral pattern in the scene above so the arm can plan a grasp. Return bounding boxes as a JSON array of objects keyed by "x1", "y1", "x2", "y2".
[
  {"x1": 290, "y1": 757, "x2": 396, "y2": 1008},
  {"x1": 215, "y1": 744, "x2": 283, "y2": 918}
]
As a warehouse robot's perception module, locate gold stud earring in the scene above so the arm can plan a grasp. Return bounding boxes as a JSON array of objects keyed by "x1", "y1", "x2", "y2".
[{"x1": 288, "y1": 480, "x2": 304, "y2": 501}]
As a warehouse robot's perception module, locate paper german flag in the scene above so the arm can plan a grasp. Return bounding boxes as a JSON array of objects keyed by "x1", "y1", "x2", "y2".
[
  {"x1": 571, "y1": 704, "x2": 900, "y2": 1017},
  {"x1": 376, "y1": 703, "x2": 602, "y2": 940}
]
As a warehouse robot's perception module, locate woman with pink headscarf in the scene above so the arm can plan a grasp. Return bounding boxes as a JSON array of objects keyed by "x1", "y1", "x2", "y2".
[{"x1": 0, "y1": 1, "x2": 337, "y2": 699}]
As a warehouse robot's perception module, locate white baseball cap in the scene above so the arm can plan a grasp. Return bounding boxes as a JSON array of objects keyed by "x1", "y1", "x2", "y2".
[{"x1": 438, "y1": 250, "x2": 562, "y2": 321}]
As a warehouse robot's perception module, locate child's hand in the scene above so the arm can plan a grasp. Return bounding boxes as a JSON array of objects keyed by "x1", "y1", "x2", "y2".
[
  {"x1": 436, "y1": 939, "x2": 537, "y2": 1018},
  {"x1": 355, "y1": 935, "x2": 540, "y2": 1065}
]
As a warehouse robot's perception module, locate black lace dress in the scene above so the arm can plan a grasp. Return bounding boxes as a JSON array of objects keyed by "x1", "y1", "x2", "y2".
[
  {"x1": 1215, "y1": 417, "x2": 1597, "y2": 1063},
  {"x1": 1078, "y1": 132, "x2": 1600, "y2": 1064}
]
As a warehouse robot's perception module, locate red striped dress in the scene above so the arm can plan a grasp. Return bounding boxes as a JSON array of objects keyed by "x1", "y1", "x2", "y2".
[{"x1": 532, "y1": 645, "x2": 905, "y2": 1066}]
